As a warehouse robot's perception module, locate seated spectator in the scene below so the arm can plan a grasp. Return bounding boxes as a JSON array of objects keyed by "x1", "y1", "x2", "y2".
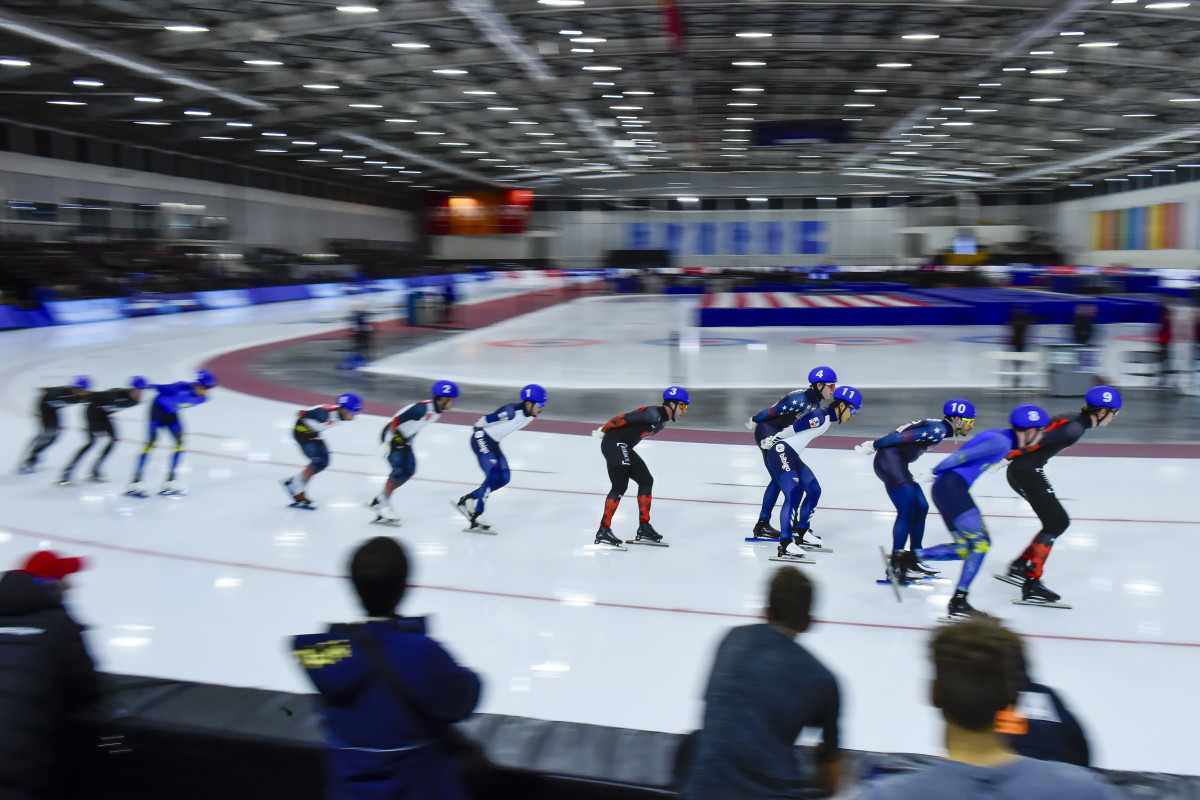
[
  {"x1": 0, "y1": 550, "x2": 100, "y2": 800},
  {"x1": 293, "y1": 536, "x2": 482, "y2": 800},
  {"x1": 858, "y1": 617, "x2": 1119, "y2": 799},
  {"x1": 681, "y1": 566, "x2": 841, "y2": 799},
  {"x1": 996, "y1": 642, "x2": 1091, "y2": 767}
]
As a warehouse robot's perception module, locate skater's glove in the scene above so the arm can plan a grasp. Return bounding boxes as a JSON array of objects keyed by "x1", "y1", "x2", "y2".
[
  {"x1": 591, "y1": 427, "x2": 604, "y2": 438},
  {"x1": 744, "y1": 417, "x2": 757, "y2": 431},
  {"x1": 759, "y1": 433, "x2": 780, "y2": 450},
  {"x1": 911, "y1": 470, "x2": 934, "y2": 484},
  {"x1": 854, "y1": 440, "x2": 876, "y2": 456},
  {"x1": 986, "y1": 459, "x2": 1006, "y2": 474}
]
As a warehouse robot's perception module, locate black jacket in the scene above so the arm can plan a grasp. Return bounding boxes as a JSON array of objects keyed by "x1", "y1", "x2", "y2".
[{"x1": 0, "y1": 571, "x2": 100, "y2": 799}]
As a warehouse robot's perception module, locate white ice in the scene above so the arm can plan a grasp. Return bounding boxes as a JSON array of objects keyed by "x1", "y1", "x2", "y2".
[{"x1": 0, "y1": 294, "x2": 1196, "y2": 776}]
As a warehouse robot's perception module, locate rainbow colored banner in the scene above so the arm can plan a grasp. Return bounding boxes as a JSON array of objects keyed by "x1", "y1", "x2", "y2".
[{"x1": 1090, "y1": 202, "x2": 1181, "y2": 250}]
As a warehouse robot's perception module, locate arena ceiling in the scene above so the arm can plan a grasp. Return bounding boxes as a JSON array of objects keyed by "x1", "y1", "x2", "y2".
[{"x1": 4, "y1": 0, "x2": 1200, "y2": 198}]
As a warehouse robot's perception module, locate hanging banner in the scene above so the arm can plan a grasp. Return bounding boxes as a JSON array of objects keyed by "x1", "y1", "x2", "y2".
[{"x1": 427, "y1": 190, "x2": 534, "y2": 235}]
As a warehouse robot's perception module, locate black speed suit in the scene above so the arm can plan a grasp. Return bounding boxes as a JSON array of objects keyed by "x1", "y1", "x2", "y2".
[
  {"x1": 599, "y1": 405, "x2": 670, "y2": 526},
  {"x1": 21, "y1": 387, "x2": 88, "y2": 470},
  {"x1": 61, "y1": 389, "x2": 139, "y2": 479}
]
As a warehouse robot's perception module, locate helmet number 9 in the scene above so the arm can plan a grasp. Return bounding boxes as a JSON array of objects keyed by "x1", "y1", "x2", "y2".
[{"x1": 1102, "y1": 392, "x2": 1112, "y2": 402}]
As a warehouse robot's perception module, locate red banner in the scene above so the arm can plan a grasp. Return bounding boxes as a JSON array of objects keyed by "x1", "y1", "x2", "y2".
[{"x1": 426, "y1": 190, "x2": 533, "y2": 235}]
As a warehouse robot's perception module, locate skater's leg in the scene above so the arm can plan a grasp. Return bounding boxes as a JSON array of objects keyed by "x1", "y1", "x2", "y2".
[
  {"x1": 909, "y1": 486, "x2": 930, "y2": 549},
  {"x1": 165, "y1": 422, "x2": 185, "y2": 482},
  {"x1": 1016, "y1": 482, "x2": 1069, "y2": 580},
  {"x1": 629, "y1": 451, "x2": 653, "y2": 523},
  {"x1": 382, "y1": 448, "x2": 415, "y2": 500},
  {"x1": 950, "y1": 508, "x2": 990, "y2": 593},
  {"x1": 63, "y1": 430, "x2": 97, "y2": 480},
  {"x1": 23, "y1": 405, "x2": 60, "y2": 468},
  {"x1": 600, "y1": 439, "x2": 631, "y2": 526},
  {"x1": 132, "y1": 418, "x2": 163, "y2": 482},
  {"x1": 795, "y1": 463, "x2": 821, "y2": 530}
]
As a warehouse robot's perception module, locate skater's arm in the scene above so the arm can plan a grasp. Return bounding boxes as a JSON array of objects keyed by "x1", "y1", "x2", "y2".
[
  {"x1": 933, "y1": 431, "x2": 1009, "y2": 474},
  {"x1": 873, "y1": 420, "x2": 945, "y2": 449},
  {"x1": 601, "y1": 406, "x2": 657, "y2": 433},
  {"x1": 1006, "y1": 417, "x2": 1079, "y2": 460},
  {"x1": 753, "y1": 390, "x2": 807, "y2": 423}
]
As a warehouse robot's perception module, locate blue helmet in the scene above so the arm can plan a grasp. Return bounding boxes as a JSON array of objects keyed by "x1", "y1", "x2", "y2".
[
  {"x1": 195, "y1": 369, "x2": 218, "y2": 388},
  {"x1": 520, "y1": 383, "x2": 548, "y2": 405},
  {"x1": 337, "y1": 392, "x2": 363, "y2": 414},
  {"x1": 1085, "y1": 385, "x2": 1122, "y2": 409},
  {"x1": 129, "y1": 376, "x2": 148, "y2": 391},
  {"x1": 808, "y1": 366, "x2": 836, "y2": 385},
  {"x1": 832, "y1": 385, "x2": 862, "y2": 410},
  {"x1": 1010, "y1": 404, "x2": 1048, "y2": 429},
  {"x1": 71, "y1": 375, "x2": 91, "y2": 390},
  {"x1": 432, "y1": 380, "x2": 459, "y2": 398},
  {"x1": 663, "y1": 386, "x2": 690, "y2": 405},
  {"x1": 943, "y1": 398, "x2": 976, "y2": 419}
]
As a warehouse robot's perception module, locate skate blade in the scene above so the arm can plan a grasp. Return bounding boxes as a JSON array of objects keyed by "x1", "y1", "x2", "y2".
[
  {"x1": 124, "y1": 491, "x2": 149, "y2": 499},
  {"x1": 371, "y1": 517, "x2": 402, "y2": 527},
  {"x1": 1012, "y1": 599, "x2": 1072, "y2": 609},
  {"x1": 585, "y1": 542, "x2": 627, "y2": 552},
  {"x1": 288, "y1": 502, "x2": 317, "y2": 511},
  {"x1": 744, "y1": 536, "x2": 782, "y2": 543},
  {"x1": 159, "y1": 490, "x2": 186, "y2": 497},
  {"x1": 878, "y1": 546, "x2": 902, "y2": 603},
  {"x1": 992, "y1": 574, "x2": 1025, "y2": 588},
  {"x1": 799, "y1": 544, "x2": 832, "y2": 553},
  {"x1": 769, "y1": 554, "x2": 815, "y2": 564},
  {"x1": 463, "y1": 526, "x2": 497, "y2": 535},
  {"x1": 876, "y1": 579, "x2": 936, "y2": 587},
  {"x1": 87, "y1": 476, "x2": 107, "y2": 483},
  {"x1": 56, "y1": 481, "x2": 73, "y2": 487},
  {"x1": 625, "y1": 539, "x2": 669, "y2": 547}
]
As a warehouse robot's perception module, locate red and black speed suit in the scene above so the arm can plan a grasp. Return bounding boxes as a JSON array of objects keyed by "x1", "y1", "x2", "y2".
[
  {"x1": 1006, "y1": 412, "x2": 1093, "y2": 578},
  {"x1": 598, "y1": 405, "x2": 670, "y2": 528}
]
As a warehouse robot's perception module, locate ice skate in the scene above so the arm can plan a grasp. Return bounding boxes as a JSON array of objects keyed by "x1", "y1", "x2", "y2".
[
  {"x1": 371, "y1": 500, "x2": 402, "y2": 527},
  {"x1": 1014, "y1": 578, "x2": 1071, "y2": 609},
  {"x1": 592, "y1": 526, "x2": 626, "y2": 550},
  {"x1": 994, "y1": 558, "x2": 1030, "y2": 588},
  {"x1": 628, "y1": 521, "x2": 669, "y2": 547},
  {"x1": 87, "y1": 472, "x2": 107, "y2": 483},
  {"x1": 792, "y1": 527, "x2": 831, "y2": 553},
  {"x1": 938, "y1": 591, "x2": 981, "y2": 623},
  {"x1": 160, "y1": 480, "x2": 186, "y2": 497},
  {"x1": 124, "y1": 481, "x2": 149, "y2": 498},
  {"x1": 903, "y1": 550, "x2": 940, "y2": 577},
  {"x1": 282, "y1": 477, "x2": 307, "y2": 505},
  {"x1": 451, "y1": 495, "x2": 476, "y2": 522},
  {"x1": 463, "y1": 517, "x2": 495, "y2": 535},
  {"x1": 769, "y1": 534, "x2": 815, "y2": 564},
  {"x1": 748, "y1": 518, "x2": 781, "y2": 541},
  {"x1": 879, "y1": 547, "x2": 903, "y2": 603},
  {"x1": 17, "y1": 462, "x2": 36, "y2": 475},
  {"x1": 56, "y1": 474, "x2": 74, "y2": 487}
]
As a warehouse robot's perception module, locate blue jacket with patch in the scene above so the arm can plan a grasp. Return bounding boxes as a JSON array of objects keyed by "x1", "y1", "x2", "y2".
[{"x1": 293, "y1": 617, "x2": 482, "y2": 800}]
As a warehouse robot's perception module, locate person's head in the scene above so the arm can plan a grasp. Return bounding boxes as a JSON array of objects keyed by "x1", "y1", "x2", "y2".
[
  {"x1": 1008, "y1": 404, "x2": 1047, "y2": 448},
  {"x1": 520, "y1": 383, "x2": 548, "y2": 418},
  {"x1": 830, "y1": 385, "x2": 862, "y2": 423},
  {"x1": 337, "y1": 392, "x2": 363, "y2": 421},
  {"x1": 129, "y1": 375, "x2": 148, "y2": 402},
  {"x1": 943, "y1": 398, "x2": 976, "y2": 437},
  {"x1": 193, "y1": 369, "x2": 218, "y2": 397},
  {"x1": 766, "y1": 566, "x2": 813, "y2": 635},
  {"x1": 1083, "y1": 385, "x2": 1121, "y2": 428},
  {"x1": 808, "y1": 366, "x2": 837, "y2": 400},
  {"x1": 19, "y1": 549, "x2": 88, "y2": 599},
  {"x1": 662, "y1": 386, "x2": 689, "y2": 421},
  {"x1": 70, "y1": 375, "x2": 91, "y2": 398},
  {"x1": 431, "y1": 380, "x2": 459, "y2": 413},
  {"x1": 930, "y1": 616, "x2": 1023, "y2": 732},
  {"x1": 349, "y1": 536, "x2": 409, "y2": 618}
]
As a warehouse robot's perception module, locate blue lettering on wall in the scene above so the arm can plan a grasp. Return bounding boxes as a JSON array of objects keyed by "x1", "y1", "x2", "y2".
[
  {"x1": 728, "y1": 221, "x2": 752, "y2": 255},
  {"x1": 761, "y1": 221, "x2": 784, "y2": 255},
  {"x1": 627, "y1": 222, "x2": 652, "y2": 249},
  {"x1": 663, "y1": 222, "x2": 686, "y2": 254},
  {"x1": 696, "y1": 222, "x2": 718, "y2": 255}
]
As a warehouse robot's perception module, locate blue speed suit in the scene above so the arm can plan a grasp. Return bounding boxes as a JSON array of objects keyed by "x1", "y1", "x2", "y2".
[
  {"x1": 467, "y1": 402, "x2": 535, "y2": 515},
  {"x1": 919, "y1": 428, "x2": 1016, "y2": 593},
  {"x1": 133, "y1": 382, "x2": 208, "y2": 482},
  {"x1": 756, "y1": 406, "x2": 834, "y2": 536},
  {"x1": 750, "y1": 388, "x2": 822, "y2": 527},
  {"x1": 871, "y1": 418, "x2": 953, "y2": 553}
]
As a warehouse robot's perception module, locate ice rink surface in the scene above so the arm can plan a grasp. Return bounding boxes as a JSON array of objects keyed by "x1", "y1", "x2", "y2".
[{"x1": 1, "y1": 293, "x2": 1197, "y2": 776}]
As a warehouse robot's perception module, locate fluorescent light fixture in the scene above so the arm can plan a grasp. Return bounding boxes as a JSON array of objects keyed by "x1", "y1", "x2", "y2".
[
  {"x1": 902, "y1": 33, "x2": 939, "y2": 39},
  {"x1": 385, "y1": 118, "x2": 416, "y2": 123},
  {"x1": 292, "y1": 140, "x2": 317, "y2": 145},
  {"x1": 592, "y1": 81, "x2": 615, "y2": 86},
  {"x1": 336, "y1": 5, "x2": 378, "y2": 12},
  {"x1": 571, "y1": 37, "x2": 606, "y2": 43},
  {"x1": 303, "y1": 84, "x2": 339, "y2": 89},
  {"x1": 538, "y1": 0, "x2": 585, "y2": 5},
  {"x1": 164, "y1": 25, "x2": 208, "y2": 32},
  {"x1": 942, "y1": 121, "x2": 973, "y2": 126},
  {"x1": 980, "y1": 82, "x2": 1001, "y2": 86},
  {"x1": 733, "y1": 87, "x2": 764, "y2": 92},
  {"x1": 1059, "y1": 31, "x2": 1086, "y2": 36},
  {"x1": 486, "y1": 106, "x2": 518, "y2": 111},
  {"x1": 184, "y1": 109, "x2": 211, "y2": 116},
  {"x1": 72, "y1": 79, "x2": 103, "y2": 87},
  {"x1": 1122, "y1": 112, "x2": 1156, "y2": 117},
  {"x1": 1029, "y1": 97, "x2": 1064, "y2": 102},
  {"x1": 349, "y1": 103, "x2": 383, "y2": 108},
  {"x1": 415, "y1": 130, "x2": 445, "y2": 135},
  {"x1": 856, "y1": 88, "x2": 887, "y2": 93},
  {"x1": 1002, "y1": 67, "x2": 1026, "y2": 72},
  {"x1": 845, "y1": 103, "x2": 875, "y2": 107},
  {"x1": 440, "y1": 142, "x2": 469, "y2": 146},
  {"x1": 200, "y1": 135, "x2": 232, "y2": 140},
  {"x1": 1031, "y1": 67, "x2": 1067, "y2": 74},
  {"x1": 624, "y1": 90, "x2": 654, "y2": 95},
  {"x1": 727, "y1": 117, "x2": 755, "y2": 121},
  {"x1": 877, "y1": 62, "x2": 912, "y2": 68},
  {"x1": 393, "y1": 42, "x2": 430, "y2": 49},
  {"x1": 1, "y1": 59, "x2": 32, "y2": 67},
  {"x1": 735, "y1": 32, "x2": 773, "y2": 38},
  {"x1": 733, "y1": 61, "x2": 766, "y2": 66},
  {"x1": 1169, "y1": 97, "x2": 1200, "y2": 102},
  {"x1": 261, "y1": 131, "x2": 287, "y2": 136},
  {"x1": 571, "y1": 48, "x2": 594, "y2": 53},
  {"x1": 609, "y1": 105, "x2": 643, "y2": 110},
  {"x1": 319, "y1": 148, "x2": 344, "y2": 152},
  {"x1": 47, "y1": 100, "x2": 87, "y2": 105},
  {"x1": 226, "y1": 121, "x2": 253, "y2": 127},
  {"x1": 1078, "y1": 41, "x2": 1119, "y2": 47},
  {"x1": 728, "y1": 102, "x2": 758, "y2": 106},
  {"x1": 1145, "y1": 1, "x2": 1189, "y2": 7},
  {"x1": 243, "y1": 59, "x2": 283, "y2": 65},
  {"x1": 463, "y1": 90, "x2": 496, "y2": 95},
  {"x1": 582, "y1": 65, "x2": 622, "y2": 71},
  {"x1": 134, "y1": 96, "x2": 163, "y2": 102},
  {"x1": 509, "y1": 120, "x2": 538, "y2": 125},
  {"x1": 135, "y1": 120, "x2": 169, "y2": 125},
  {"x1": 433, "y1": 68, "x2": 468, "y2": 74},
  {"x1": 256, "y1": 148, "x2": 286, "y2": 152},
  {"x1": 965, "y1": 108, "x2": 997, "y2": 113}
]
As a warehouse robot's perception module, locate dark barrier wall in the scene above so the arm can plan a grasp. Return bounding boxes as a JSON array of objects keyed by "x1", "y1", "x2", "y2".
[{"x1": 76, "y1": 675, "x2": 1196, "y2": 800}]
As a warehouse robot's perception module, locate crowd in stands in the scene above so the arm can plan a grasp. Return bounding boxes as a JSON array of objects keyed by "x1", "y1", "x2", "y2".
[{"x1": 0, "y1": 535, "x2": 1130, "y2": 800}]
